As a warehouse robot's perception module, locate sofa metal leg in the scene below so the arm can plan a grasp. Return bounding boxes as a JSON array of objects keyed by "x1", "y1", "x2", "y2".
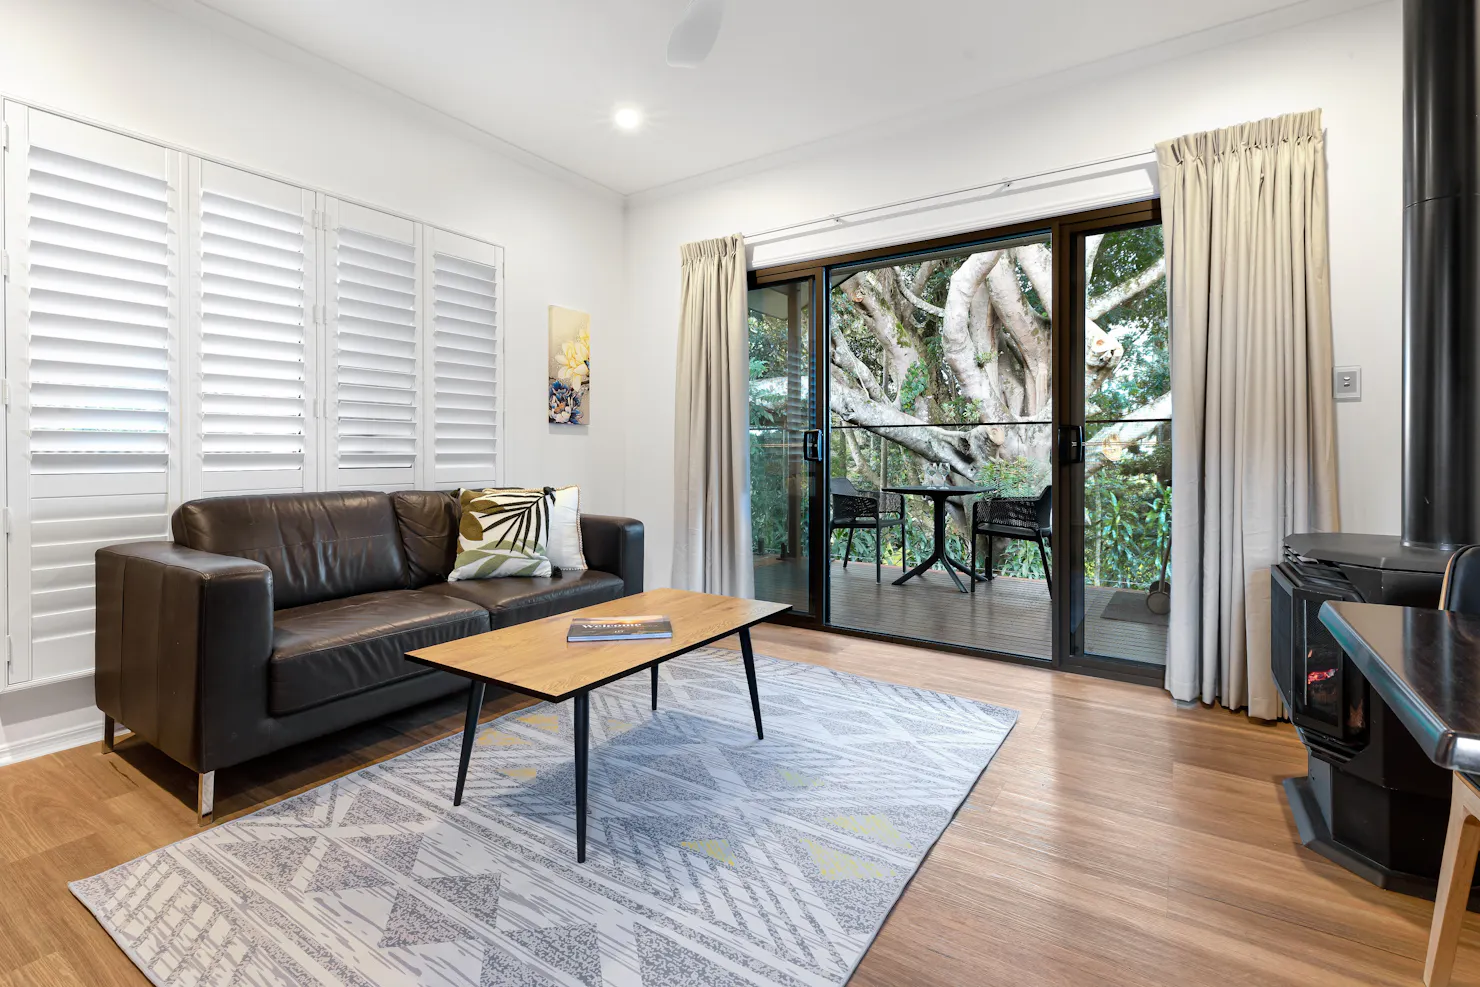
[
  {"x1": 198, "y1": 771, "x2": 215, "y2": 826},
  {"x1": 102, "y1": 715, "x2": 116, "y2": 754}
]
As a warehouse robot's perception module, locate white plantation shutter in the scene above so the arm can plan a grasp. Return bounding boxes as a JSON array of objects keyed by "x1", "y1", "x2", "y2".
[
  {"x1": 325, "y1": 200, "x2": 419, "y2": 489},
  {"x1": 2, "y1": 105, "x2": 180, "y2": 690},
  {"x1": 186, "y1": 161, "x2": 315, "y2": 496},
  {"x1": 422, "y1": 228, "x2": 502, "y2": 488}
]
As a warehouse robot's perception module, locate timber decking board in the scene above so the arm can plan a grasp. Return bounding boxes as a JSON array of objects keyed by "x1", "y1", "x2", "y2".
[{"x1": 754, "y1": 557, "x2": 1168, "y2": 665}]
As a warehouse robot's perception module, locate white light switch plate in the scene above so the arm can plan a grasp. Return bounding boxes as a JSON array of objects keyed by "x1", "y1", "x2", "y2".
[{"x1": 1334, "y1": 366, "x2": 1361, "y2": 401}]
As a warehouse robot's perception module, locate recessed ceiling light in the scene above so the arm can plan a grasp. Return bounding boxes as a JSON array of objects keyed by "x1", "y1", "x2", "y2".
[{"x1": 613, "y1": 107, "x2": 643, "y2": 132}]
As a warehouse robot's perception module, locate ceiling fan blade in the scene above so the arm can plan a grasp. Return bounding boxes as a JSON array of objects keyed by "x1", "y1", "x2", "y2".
[{"x1": 666, "y1": 0, "x2": 724, "y2": 68}]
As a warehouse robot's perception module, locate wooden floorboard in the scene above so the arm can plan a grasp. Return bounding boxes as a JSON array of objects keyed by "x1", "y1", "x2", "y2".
[
  {"x1": 755, "y1": 557, "x2": 1168, "y2": 665},
  {"x1": 1, "y1": 625, "x2": 1473, "y2": 985}
]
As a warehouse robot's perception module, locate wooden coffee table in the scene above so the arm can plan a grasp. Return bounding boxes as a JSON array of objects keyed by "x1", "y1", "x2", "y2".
[{"x1": 405, "y1": 587, "x2": 790, "y2": 861}]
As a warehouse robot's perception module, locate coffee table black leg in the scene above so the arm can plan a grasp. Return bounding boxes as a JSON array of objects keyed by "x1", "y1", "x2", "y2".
[
  {"x1": 739, "y1": 627, "x2": 764, "y2": 740},
  {"x1": 651, "y1": 664, "x2": 659, "y2": 710},
  {"x1": 574, "y1": 690, "x2": 590, "y2": 862},
  {"x1": 454, "y1": 681, "x2": 486, "y2": 806}
]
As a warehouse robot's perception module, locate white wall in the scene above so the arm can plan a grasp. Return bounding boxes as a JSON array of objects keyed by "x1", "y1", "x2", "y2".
[
  {"x1": 0, "y1": 0, "x2": 628, "y2": 759},
  {"x1": 622, "y1": 0, "x2": 1402, "y2": 591}
]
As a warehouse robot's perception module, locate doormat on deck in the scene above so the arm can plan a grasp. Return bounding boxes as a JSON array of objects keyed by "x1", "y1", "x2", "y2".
[
  {"x1": 71, "y1": 647, "x2": 1017, "y2": 986},
  {"x1": 1101, "y1": 589, "x2": 1170, "y2": 626}
]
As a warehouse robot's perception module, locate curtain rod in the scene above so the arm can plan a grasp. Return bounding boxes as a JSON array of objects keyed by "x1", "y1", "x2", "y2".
[{"x1": 742, "y1": 148, "x2": 1155, "y2": 244}]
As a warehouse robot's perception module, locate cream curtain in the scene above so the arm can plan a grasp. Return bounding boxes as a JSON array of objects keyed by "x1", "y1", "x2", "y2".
[
  {"x1": 1157, "y1": 109, "x2": 1340, "y2": 719},
  {"x1": 672, "y1": 233, "x2": 755, "y2": 597}
]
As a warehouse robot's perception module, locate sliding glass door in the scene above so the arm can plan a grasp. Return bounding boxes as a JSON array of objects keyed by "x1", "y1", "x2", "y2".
[
  {"x1": 823, "y1": 234, "x2": 1055, "y2": 659},
  {"x1": 1058, "y1": 208, "x2": 1169, "y2": 679},
  {"x1": 745, "y1": 201, "x2": 1167, "y2": 680},
  {"x1": 747, "y1": 277, "x2": 822, "y2": 619}
]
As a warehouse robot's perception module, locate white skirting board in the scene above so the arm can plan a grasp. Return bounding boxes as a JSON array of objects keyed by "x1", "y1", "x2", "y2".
[{"x1": 0, "y1": 719, "x2": 106, "y2": 766}]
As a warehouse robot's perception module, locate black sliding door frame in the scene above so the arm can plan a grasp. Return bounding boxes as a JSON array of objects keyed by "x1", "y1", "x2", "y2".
[
  {"x1": 749, "y1": 198, "x2": 1164, "y2": 685},
  {"x1": 1051, "y1": 201, "x2": 1164, "y2": 685},
  {"x1": 749, "y1": 266, "x2": 828, "y2": 630}
]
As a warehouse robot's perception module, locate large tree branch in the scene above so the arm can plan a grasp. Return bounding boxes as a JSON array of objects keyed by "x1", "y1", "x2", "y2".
[
  {"x1": 1087, "y1": 256, "x2": 1165, "y2": 320},
  {"x1": 912, "y1": 258, "x2": 940, "y2": 294},
  {"x1": 899, "y1": 280, "x2": 945, "y2": 319},
  {"x1": 1015, "y1": 242, "x2": 1053, "y2": 310},
  {"x1": 830, "y1": 327, "x2": 886, "y2": 404},
  {"x1": 1084, "y1": 393, "x2": 1171, "y2": 478},
  {"x1": 842, "y1": 428, "x2": 880, "y2": 490},
  {"x1": 938, "y1": 250, "x2": 1005, "y2": 416},
  {"x1": 840, "y1": 272, "x2": 918, "y2": 390},
  {"x1": 1084, "y1": 233, "x2": 1103, "y2": 288},
  {"x1": 987, "y1": 256, "x2": 1051, "y2": 416},
  {"x1": 829, "y1": 369, "x2": 976, "y2": 476}
]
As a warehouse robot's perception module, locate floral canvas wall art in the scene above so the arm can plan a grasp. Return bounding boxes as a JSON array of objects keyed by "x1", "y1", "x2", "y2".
[{"x1": 548, "y1": 305, "x2": 590, "y2": 425}]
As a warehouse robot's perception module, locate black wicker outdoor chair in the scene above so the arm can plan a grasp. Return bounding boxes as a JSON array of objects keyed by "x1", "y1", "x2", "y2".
[
  {"x1": 970, "y1": 485, "x2": 1053, "y2": 596},
  {"x1": 829, "y1": 477, "x2": 906, "y2": 583}
]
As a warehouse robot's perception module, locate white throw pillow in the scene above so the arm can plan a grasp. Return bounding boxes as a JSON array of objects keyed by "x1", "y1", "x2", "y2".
[{"x1": 546, "y1": 485, "x2": 587, "y2": 571}]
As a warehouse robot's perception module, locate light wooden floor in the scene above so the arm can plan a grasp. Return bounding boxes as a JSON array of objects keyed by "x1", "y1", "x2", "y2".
[
  {"x1": 755, "y1": 557, "x2": 1168, "y2": 665},
  {"x1": 1, "y1": 625, "x2": 1475, "y2": 986}
]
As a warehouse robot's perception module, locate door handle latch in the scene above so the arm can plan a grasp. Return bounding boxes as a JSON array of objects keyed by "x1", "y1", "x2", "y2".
[
  {"x1": 802, "y1": 430, "x2": 822, "y2": 462},
  {"x1": 1059, "y1": 425, "x2": 1085, "y2": 465}
]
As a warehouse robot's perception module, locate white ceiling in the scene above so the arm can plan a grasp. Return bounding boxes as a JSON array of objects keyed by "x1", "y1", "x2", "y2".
[{"x1": 186, "y1": 0, "x2": 1351, "y2": 195}]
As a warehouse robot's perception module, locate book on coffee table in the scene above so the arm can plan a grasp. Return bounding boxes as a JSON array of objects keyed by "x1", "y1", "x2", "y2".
[{"x1": 567, "y1": 615, "x2": 673, "y2": 642}]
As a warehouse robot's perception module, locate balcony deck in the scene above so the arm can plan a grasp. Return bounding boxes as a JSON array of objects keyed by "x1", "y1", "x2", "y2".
[{"x1": 753, "y1": 557, "x2": 1167, "y2": 667}]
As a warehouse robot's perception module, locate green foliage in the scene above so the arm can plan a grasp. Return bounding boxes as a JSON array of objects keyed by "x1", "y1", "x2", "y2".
[
  {"x1": 749, "y1": 430, "x2": 807, "y2": 559},
  {"x1": 1086, "y1": 470, "x2": 1170, "y2": 588},
  {"x1": 898, "y1": 360, "x2": 927, "y2": 411},
  {"x1": 1089, "y1": 227, "x2": 1169, "y2": 421}
]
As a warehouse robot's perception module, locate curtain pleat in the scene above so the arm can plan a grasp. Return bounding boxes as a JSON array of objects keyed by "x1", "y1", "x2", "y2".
[
  {"x1": 1158, "y1": 109, "x2": 1340, "y2": 719},
  {"x1": 672, "y1": 233, "x2": 755, "y2": 596}
]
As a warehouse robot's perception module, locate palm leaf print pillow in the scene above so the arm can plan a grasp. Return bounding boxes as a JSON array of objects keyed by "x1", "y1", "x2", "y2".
[{"x1": 449, "y1": 487, "x2": 555, "y2": 580}]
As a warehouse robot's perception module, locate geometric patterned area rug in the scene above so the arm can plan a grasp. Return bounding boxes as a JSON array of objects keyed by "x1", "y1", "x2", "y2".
[{"x1": 71, "y1": 647, "x2": 1017, "y2": 986}]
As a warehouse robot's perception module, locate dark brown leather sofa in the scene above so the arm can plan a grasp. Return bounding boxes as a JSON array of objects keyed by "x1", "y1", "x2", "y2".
[{"x1": 94, "y1": 489, "x2": 643, "y2": 819}]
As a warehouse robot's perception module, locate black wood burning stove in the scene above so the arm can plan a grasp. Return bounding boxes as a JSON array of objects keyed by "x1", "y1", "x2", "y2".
[
  {"x1": 1273, "y1": 535, "x2": 1464, "y2": 898},
  {"x1": 1274, "y1": 0, "x2": 1480, "y2": 904}
]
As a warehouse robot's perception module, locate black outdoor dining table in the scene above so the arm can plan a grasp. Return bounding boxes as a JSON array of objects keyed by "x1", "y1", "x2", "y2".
[{"x1": 884, "y1": 485, "x2": 996, "y2": 593}]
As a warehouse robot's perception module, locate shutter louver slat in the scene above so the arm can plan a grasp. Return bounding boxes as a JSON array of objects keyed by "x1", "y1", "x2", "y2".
[
  {"x1": 198, "y1": 180, "x2": 307, "y2": 476},
  {"x1": 334, "y1": 222, "x2": 418, "y2": 473},
  {"x1": 431, "y1": 245, "x2": 498, "y2": 482}
]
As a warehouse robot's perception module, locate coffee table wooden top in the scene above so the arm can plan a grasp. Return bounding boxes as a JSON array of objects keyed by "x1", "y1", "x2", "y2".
[{"x1": 405, "y1": 587, "x2": 790, "y2": 702}]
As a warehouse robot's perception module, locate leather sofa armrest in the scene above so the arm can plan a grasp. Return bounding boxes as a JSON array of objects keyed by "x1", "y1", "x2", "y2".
[
  {"x1": 580, "y1": 515, "x2": 644, "y2": 596},
  {"x1": 95, "y1": 541, "x2": 274, "y2": 773}
]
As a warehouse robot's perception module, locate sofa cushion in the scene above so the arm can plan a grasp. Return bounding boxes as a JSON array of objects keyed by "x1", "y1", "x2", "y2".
[
  {"x1": 173, "y1": 491, "x2": 409, "y2": 609},
  {"x1": 270, "y1": 590, "x2": 489, "y2": 716},
  {"x1": 422, "y1": 570, "x2": 624, "y2": 628},
  {"x1": 450, "y1": 487, "x2": 556, "y2": 579},
  {"x1": 391, "y1": 490, "x2": 459, "y2": 588}
]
